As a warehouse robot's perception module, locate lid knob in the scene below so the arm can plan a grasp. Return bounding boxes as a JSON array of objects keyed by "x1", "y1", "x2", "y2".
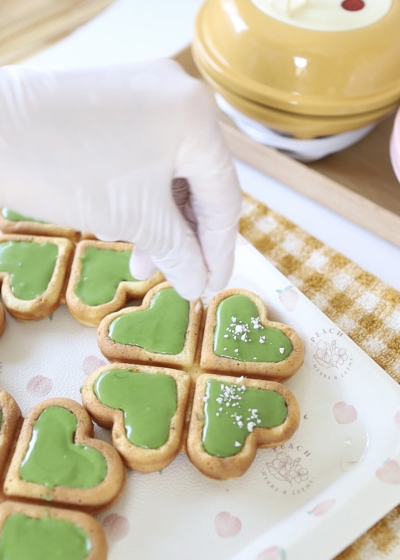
[{"x1": 271, "y1": 0, "x2": 309, "y2": 16}]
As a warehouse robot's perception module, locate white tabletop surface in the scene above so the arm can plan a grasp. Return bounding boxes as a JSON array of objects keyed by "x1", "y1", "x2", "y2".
[{"x1": 24, "y1": 0, "x2": 400, "y2": 292}]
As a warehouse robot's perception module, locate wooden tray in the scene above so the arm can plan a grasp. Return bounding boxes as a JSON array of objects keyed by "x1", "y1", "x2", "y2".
[
  {"x1": 0, "y1": 0, "x2": 115, "y2": 65},
  {"x1": 174, "y1": 46, "x2": 400, "y2": 248}
]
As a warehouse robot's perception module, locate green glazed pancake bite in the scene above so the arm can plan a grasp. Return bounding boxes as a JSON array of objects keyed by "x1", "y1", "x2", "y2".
[
  {"x1": 0, "y1": 234, "x2": 74, "y2": 322},
  {"x1": 82, "y1": 363, "x2": 191, "y2": 472},
  {"x1": 3, "y1": 398, "x2": 126, "y2": 514},
  {"x1": 187, "y1": 374, "x2": 300, "y2": 480},
  {"x1": 66, "y1": 240, "x2": 163, "y2": 326},
  {"x1": 200, "y1": 288, "x2": 304, "y2": 381},
  {"x1": 0, "y1": 501, "x2": 107, "y2": 560},
  {"x1": 97, "y1": 281, "x2": 203, "y2": 370}
]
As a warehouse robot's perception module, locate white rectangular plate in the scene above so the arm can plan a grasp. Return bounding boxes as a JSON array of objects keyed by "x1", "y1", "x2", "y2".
[{"x1": 1, "y1": 235, "x2": 400, "y2": 560}]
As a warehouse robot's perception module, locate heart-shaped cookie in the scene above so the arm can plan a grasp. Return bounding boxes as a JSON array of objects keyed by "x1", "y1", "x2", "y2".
[
  {"x1": 0, "y1": 501, "x2": 107, "y2": 560},
  {"x1": 19, "y1": 406, "x2": 107, "y2": 489},
  {"x1": 97, "y1": 282, "x2": 203, "y2": 369},
  {"x1": 0, "y1": 234, "x2": 74, "y2": 321},
  {"x1": 187, "y1": 374, "x2": 300, "y2": 480},
  {"x1": 0, "y1": 390, "x2": 22, "y2": 501},
  {"x1": 0, "y1": 206, "x2": 80, "y2": 243},
  {"x1": 66, "y1": 240, "x2": 163, "y2": 326},
  {"x1": 4, "y1": 398, "x2": 126, "y2": 513},
  {"x1": 82, "y1": 363, "x2": 191, "y2": 472},
  {"x1": 200, "y1": 288, "x2": 303, "y2": 380}
]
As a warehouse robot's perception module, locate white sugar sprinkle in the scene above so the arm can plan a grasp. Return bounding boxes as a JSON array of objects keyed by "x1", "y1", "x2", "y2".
[
  {"x1": 250, "y1": 317, "x2": 264, "y2": 330},
  {"x1": 279, "y1": 347, "x2": 285, "y2": 354},
  {"x1": 247, "y1": 421, "x2": 256, "y2": 432},
  {"x1": 234, "y1": 441, "x2": 241, "y2": 447}
]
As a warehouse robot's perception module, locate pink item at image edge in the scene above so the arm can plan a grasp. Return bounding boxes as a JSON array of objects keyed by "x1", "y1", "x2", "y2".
[{"x1": 390, "y1": 108, "x2": 400, "y2": 182}]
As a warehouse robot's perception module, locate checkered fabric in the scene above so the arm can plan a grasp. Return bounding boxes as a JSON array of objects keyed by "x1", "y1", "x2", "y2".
[{"x1": 240, "y1": 192, "x2": 400, "y2": 560}]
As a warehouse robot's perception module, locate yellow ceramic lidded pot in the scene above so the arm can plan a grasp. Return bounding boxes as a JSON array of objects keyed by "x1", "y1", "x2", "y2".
[{"x1": 193, "y1": 0, "x2": 400, "y2": 139}]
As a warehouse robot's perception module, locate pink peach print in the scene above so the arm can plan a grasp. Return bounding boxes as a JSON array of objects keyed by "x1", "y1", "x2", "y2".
[
  {"x1": 309, "y1": 499, "x2": 336, "y2": 516},
  {"x1": 83, "y1": 355, "x2": 106, "y2": 377},
  {"x1": 27, "y1": 375, "x2": 53, "y2": 397},
  {"x1": 215, "y1": 512, "x2": 242, "y2": 538},
  {"x1": 276, "y1": 286, "x2": 299, "y2": 312},
  {"x1": 333, "y1": 402, "x2": 357, "y2": 424},
  {"x1": 102, "y1": 514, "x2": 130, "y2": 540},
  {"x1": 376, "y1": 460, "x2": 400, "y2": 484},
  {"x1": 256, "y1": 546, "x2": 285, "y2": 560}
]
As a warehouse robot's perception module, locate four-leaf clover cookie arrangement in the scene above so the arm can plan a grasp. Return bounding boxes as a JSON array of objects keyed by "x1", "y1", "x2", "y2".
[
  {"x1": 94, "y1": 282, "x2": 303, "y2": 480},
  {"x1": 0, "y1": 221, "x2": 304, "y2": 559}
]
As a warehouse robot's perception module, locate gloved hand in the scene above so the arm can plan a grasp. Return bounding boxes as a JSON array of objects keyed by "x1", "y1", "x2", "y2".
[{"x1": 0, "y1": 59, "x2": 242, "y2": 300}]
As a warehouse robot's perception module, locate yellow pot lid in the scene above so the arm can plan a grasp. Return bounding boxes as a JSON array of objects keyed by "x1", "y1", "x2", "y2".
[
  {"x1": 194, "y1": 0, "x2": 400, "y2": 117},
  {"x1": 195, "y1": 52, "x2": 398, "y2": 138}
]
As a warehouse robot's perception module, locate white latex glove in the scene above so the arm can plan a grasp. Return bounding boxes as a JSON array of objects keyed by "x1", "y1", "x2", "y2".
[{"x1": 0, "y1": 59, "x2": 242, "y2": 300}]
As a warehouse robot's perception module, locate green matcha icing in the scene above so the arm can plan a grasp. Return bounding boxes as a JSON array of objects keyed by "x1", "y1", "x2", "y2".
[
  {"x1": 1, "y1": 207, "x2": 48, "y2": 224},
  {"x1": 214, "y1": 295, "x2": 293, "y2": 362},
  {"x1": 0, "y1": 240, "x2": 58, "y2": 300},
  {"x1": 74, "y1": 246, "x2": 137, "y2": 306},
  {"x1": 203, "y1": 380, "x2": 288, "y2": 457},
  {"x1": 108, "y1": 288, "x2": 190, "y2": 355},
  {"x1": 94, "y1": 369, "x2": 177, "y2": 449},
  {"x1": 0, "y1": 513, "x2": 91, "y2": 560},
  {"x1": 20, "y1": 406, "x2": 107, "y2": 489}
]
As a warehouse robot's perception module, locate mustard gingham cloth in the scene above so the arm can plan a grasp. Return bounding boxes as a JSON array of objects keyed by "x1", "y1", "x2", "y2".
[{"x1": 240, "y1": 192, "x2": 400, "y2": 560}]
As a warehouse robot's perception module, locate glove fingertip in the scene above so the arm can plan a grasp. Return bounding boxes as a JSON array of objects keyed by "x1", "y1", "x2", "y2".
[
  {"x1": 172, "y1": 282, "x2": 205, "y2": 302},
  {"x1": 207, "y1": 270, "x2": 233, "y2": 293},
  {"x1": 152, "y1": 259, "x2": 207, "y2": 301},
  {"x1": 129, "y1": 249, "x2": 158, "y2": 280}
]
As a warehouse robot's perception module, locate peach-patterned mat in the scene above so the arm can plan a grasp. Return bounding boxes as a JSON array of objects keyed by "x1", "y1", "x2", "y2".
[{"x1": 240, "y1": 192, "x2": 400, "y2": 559}]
